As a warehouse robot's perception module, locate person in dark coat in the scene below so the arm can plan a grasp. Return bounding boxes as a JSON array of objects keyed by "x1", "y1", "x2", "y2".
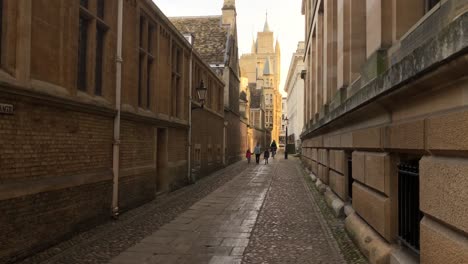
[{"x1": 264, "y1": 149, "x2": 270, "y2": 164}]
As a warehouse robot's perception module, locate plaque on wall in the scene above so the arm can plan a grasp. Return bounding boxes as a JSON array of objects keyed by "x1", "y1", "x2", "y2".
[{"x1": 0, "y1": 103, "x2": 14, "y2": 114}]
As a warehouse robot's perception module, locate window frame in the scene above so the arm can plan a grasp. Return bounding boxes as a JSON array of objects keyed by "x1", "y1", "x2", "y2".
[
  {"x1": 77, "y1": 1, "x2": 109, "y2": 95},
  {"x1": 138, "y1": 12, "x2": 157, "y2": 109}
]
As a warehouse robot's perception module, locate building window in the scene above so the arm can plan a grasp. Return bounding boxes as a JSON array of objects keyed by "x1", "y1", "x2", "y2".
[
  {"x1": 425, "y1": 0, "x2": 440, "y2": 13},
  {"x1": 207, "y1": 145, "x2": 213, "y2": 164},
  {"x1": 80, "y1": 0, "x2": 88, "y2": 8},
  {"x1": 138, "y1": 14, "x2": 156, "y2": 109},
  {"x1": 398, "y1": 161, "x2": 422, "y2": 253},
  {"x1": 347, "y1": 154, "x2": 353, "y2": 200},
  {"x1": 138, "y1": 16, "x2": 145, "y2": 107},
  {"x1": 0, "y1": 0, "x2": 4, "y2": 65},
  {"x1": 78, "y1": 0, "x2": 108, "y2": 94},
  {"x1": 194, "y1": 145, "x2": 202, "y2": 169},
  {"x1": 97, "y1": 0, "x2": 104, "y2": 19},
  {"x1": 172, "y1": 44, "x2": 182, "y2": 116},
  {"x1": 94, "y1": 26, "x2": 105, "y2": 96},
  {"x1": 77, "y1": 15, "x2": 88, "y2": 91}
]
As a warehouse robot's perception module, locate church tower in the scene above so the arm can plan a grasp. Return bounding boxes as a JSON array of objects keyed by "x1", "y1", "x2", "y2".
[
  {"x1": 256, "y1": 12, "x2": 274, "y2": 54},
  {"x1": 239, "y1": 12, "x2": 283, "y2": 143}
]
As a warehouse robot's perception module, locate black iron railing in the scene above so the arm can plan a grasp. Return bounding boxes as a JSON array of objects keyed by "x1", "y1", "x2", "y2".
[
  {"x1": 398, "y1": 161, "x2": 422, "y2": 253},
  {"x1": 347, "y1": 155, "x2": 353, "y2": 199}
]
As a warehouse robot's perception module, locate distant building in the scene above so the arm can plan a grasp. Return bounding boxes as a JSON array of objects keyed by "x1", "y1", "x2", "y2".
[
  {"x1": 301, "y1": 0, "x2": 468, "y2": 263},
  {"x1": 279, "y1": 97, "x2": 287, "y2": 146},
  {"x1": 240, "y1": 13, "x2": 282, "y2": 145},
  {"x1": 284, "y1": 42, "x2": 305, "y2": 151},
  {"x1": 171, "y1": 0, "x2": 246, "y2": 166}
]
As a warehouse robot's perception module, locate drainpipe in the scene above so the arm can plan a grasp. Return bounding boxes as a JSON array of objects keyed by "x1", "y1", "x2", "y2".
[
  {"x1": 187, "y1": 45, "x2": 194, "y2": 184},
  {"x1": 112, "y1": 0, "x2": 123, "y2": 219}
]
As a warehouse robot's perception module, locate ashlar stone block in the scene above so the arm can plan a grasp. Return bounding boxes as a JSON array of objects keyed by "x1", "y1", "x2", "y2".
[
  {"x1": 420, "y1": 156, "x2": 468, "y2": 233},
  {"x1": 352, "y1": 182, "x2": 394, "y2": 242},
  {"x1": 420, "y1": 217, "x2": 468, "y2": 264}
]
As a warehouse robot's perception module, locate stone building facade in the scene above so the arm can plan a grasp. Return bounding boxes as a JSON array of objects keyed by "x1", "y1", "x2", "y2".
[
  {"x1": 0, "y1": 0, "x2": 224, "y2": 262},
  {"x1": 285, "y1": 41, "x2": 305, "y2": 151},
  {"x1": 240, "y1": 16, "x2": 282, "y2": 144},
  {"x1": 300, "y1": 0, "x2": 468, "y2": 263},
  {"x1": 171, "y1": 0, "x2": 246, "y2": 166}
]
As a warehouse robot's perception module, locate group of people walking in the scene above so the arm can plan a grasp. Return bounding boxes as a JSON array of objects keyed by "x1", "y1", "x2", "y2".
[{"x1": 245, "y1": 140, "x2": 278, "y2": 165}]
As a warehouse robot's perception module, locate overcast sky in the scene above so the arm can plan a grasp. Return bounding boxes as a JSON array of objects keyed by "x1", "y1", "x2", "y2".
[{"x1": 153, "y1": 0, "x2": 305, "y2": 96}]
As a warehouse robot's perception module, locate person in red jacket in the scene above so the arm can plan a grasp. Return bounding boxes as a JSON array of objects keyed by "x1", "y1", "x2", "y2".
[{"x1": 246, "y1": 149, "x2": 252, "y2": 164}]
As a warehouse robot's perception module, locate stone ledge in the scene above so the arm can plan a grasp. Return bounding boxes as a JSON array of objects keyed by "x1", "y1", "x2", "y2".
[
  {"x1": 345, "y1": 213, "x2": 392, "y2": 264},
  {"x1": 324, "y1": 188, "x2": 345, "y2": 218},
  {"x1": 315, "y1": 179, "x2": 327, "y2": 194},
  {"x1": 389, "y1": 246, "x2": 419, "y2": 264}
]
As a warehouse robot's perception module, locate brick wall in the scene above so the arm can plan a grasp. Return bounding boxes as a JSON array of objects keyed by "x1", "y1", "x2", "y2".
[
  {"x1": 0, "y1": 180, "x2": 112, "y2": 264},
  {"x1": 225, "y1": 112, "x2": 243, "y2": 164},
  {"x1": 0, "y1": 94, "x2": 113, "y2": 182},
  {"x1": 0, "y1": 92, "x2": 115, "y2": 263},
  {"x1": 191, "y1": 110, "x2": 224, "y2": 179}
]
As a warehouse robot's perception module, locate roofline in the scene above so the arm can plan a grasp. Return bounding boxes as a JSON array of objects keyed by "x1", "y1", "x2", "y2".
[
  {"x1": 169, "y1": 15, "x2": 222, "y2": 19},
  {"x1": 141, "y1": 0, "x2": 225, "y2": 84},
  {"x1": 284, "y1": 53, "x2": 305, "y2": 93}
]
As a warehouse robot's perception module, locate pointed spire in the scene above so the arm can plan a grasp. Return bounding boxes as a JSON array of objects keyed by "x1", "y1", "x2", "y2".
[
  {"x1": 263, "y1": 57, "x2": 273, "y2": 75},
  {"x1": 251, "y1": 38, "x2": 256, "y2": 53},
  {"x1": 263, "y1": 11, "x2": 271, "y2": 32},
  {"x1": 275, "y1": 38, "x2": 280, "y2": 53}
]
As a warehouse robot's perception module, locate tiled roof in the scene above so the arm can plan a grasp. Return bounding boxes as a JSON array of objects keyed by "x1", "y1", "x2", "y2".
[{"x1": 170, "y1": 16, "x2": 229, "y2": 65}]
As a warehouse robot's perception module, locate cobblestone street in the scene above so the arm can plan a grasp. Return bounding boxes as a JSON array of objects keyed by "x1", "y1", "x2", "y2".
[{"x1": 19, "y1": 158, "x2": 365, "y2": 264}]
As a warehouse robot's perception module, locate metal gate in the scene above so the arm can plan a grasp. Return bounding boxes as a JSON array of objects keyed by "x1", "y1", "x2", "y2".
[
  {"x1": 347, "y1": 156, "x2": 353, "y2": 200},
  {"x1": 398, "y1": 161, "x2": 422, "y2": 253}
]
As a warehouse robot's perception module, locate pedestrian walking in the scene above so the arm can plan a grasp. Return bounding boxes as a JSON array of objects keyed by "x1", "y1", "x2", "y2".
[
  {"x1": 264, "y1": 149, "x2": 270, "y2": 164},
  {"x1": 270, "y1": 140, "x2": 277, "y2": 158},
  {"x1": 254, "y1": 142, "x2": 262, "y2": 164},
  {"x1": 246, "y1": 149, "x2": 252, "y2": 164}
]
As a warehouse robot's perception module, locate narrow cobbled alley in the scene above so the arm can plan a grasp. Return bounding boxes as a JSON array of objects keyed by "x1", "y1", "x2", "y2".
[{"x1": 19, "y1": 158, "x2": 365, "y2": 264}]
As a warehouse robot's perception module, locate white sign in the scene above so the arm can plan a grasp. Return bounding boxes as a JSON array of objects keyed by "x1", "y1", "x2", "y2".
[{"x1": 0, "y1": 103, "x2": 14, "y2": 114}]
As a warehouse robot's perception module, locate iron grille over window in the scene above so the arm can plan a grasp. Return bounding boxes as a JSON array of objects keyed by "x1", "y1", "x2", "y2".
[
  {"x1": 348, "y1": 155, "x2": 353, "y2": 199},
  {"x1": 398, "y1": 161, "x2": 422, "y2": 253}
]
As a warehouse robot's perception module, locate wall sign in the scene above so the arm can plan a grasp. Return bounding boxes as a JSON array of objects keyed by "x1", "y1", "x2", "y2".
[{"x1": 0, "y1": 103, "x2": 14, "y2": 114}]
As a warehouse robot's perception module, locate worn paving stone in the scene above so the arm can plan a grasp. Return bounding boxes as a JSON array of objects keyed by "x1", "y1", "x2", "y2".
[
  {"x1": 18, "y1": 158, "x2": 366, "y2": 264},
  {"x1": 18, "y1": 161, "x2": 252, "y2": 264},
  {"x1": 109, "y1": 161, "x2": 275, "y2": 264},
  {"x1": 242, "y1": 158, "x2": 366, "y2": 264}
]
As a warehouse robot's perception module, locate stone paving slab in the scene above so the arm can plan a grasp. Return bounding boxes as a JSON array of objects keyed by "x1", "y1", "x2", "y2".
[
  {"x1": 109, "y1": 162, "x2": 276, "y2": 264},
  {"x1": 18, "y1": 160, "x2": 252, "y2": 264},
  {"x1": 242, "y1": 159, "x2": 350, "y2": 264},
  {"x1": 19, "y1": 157, "x2": 365, "y2": 264}
]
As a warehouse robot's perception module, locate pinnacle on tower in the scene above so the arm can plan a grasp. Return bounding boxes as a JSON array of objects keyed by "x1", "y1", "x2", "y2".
[
  {"x1": 251, "y1": 38, "x2": 257, "y2": 53},
  {"x1": 263, "y1": 11, "x2": 271, "y2": 32},
  {"x1": 263, "y1": 57, "x2": 273, "y2": 75},
  {"x1": 223, "y1": 0, "x2": 235, "y2": 9}
]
